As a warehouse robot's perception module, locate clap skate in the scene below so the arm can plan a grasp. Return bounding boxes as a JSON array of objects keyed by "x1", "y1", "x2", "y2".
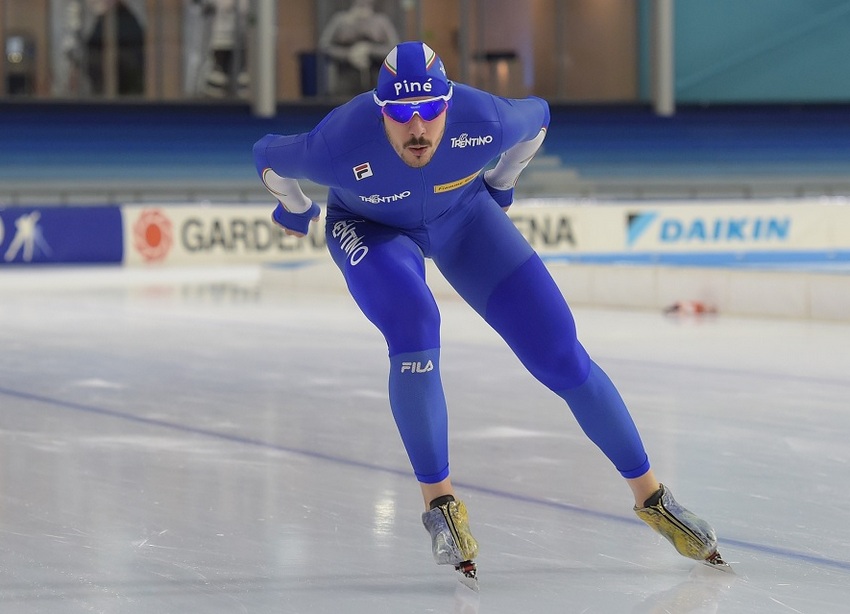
[
  {"x1": 422, "y1": 495, "x2": 479, "y2": 591},
  {"x1": 635, "y1": 484, "x2": 730, "y2": 570}
]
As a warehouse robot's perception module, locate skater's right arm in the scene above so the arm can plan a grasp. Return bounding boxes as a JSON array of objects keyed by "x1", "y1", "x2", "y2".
[{"x1": 253, "y1": 132, "x2": 329, "y2": 237}]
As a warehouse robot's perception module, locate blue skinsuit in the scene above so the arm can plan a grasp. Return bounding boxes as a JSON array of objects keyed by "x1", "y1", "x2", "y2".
[{"x1": 254, "y1": 83, "x2": 650, "y2": 484}]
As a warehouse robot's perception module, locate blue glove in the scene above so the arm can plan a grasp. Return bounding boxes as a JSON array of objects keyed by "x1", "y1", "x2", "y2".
[
  {"x1": 484, "y1": 181, "x2": 514, "y2": 208},
  {"x1": 271, "y1": 201, "x2": 321, "y2": 235}
]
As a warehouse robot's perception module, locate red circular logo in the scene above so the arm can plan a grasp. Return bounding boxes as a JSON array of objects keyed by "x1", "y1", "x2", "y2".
[{"x1": 133, "y1": 209, "x2": 173, "y2": 262}]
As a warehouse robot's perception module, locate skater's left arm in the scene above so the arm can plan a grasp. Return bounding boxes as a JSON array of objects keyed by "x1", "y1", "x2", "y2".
[{"x1": 484, "y1": 96, "x2": 550, "y2": 211}]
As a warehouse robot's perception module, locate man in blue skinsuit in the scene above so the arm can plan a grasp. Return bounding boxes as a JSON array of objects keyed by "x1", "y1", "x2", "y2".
[{"x1": 253, "y1": 41, "x2": 725, "y2": 587}]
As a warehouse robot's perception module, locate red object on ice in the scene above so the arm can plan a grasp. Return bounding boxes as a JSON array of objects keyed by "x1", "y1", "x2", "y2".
[{"x1": 664, "y1": 300, "x2": 717, "y2": 315}]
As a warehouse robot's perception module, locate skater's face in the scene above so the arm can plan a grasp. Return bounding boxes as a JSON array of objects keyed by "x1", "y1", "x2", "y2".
[{"x1": 380, "y1": 95, "x2": 447, "y2": 168}]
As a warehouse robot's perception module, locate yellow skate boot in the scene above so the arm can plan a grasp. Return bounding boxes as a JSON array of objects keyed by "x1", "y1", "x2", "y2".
[
  {"x1": 635, "y1": 484, "x2": 727, "y2": 567},
  {"x1": 422, "y1": 495, "x2": 479, "y2": 589}
]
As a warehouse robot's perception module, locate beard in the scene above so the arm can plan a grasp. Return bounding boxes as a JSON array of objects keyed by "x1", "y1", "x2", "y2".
[
  {"x1": 385, "y1": 122, "x2": 445, "y2": 168},
  {"x1": 403, "y1": 136, "x2": 432, "y2": 149}
]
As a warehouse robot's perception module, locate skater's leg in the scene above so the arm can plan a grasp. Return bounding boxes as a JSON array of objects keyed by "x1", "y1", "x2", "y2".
[
  {"x1": 485, "y1": 257, "x2": 661, "y2": 501},
  {"x1": 432, "y1": 198, "x2": 721, "y2": 565},
  {"x1": 495, "y1": 268, "x2": 725, "y2": 562},
  {"x1": 328, "y1": 218, "x2": 482, "y2": 578},
  {"x1": 627, "y1": 469, "x2": 661, "y2": 507},
  {"x1": 449, "y1": 238, "x2": 723, "y2": 563},
  {"x1": 421, "y1": 476, "x2": 455, "y2": 510},
  {"x1": 552, "y1": 355, "x2": 651, "y2": 482},
  {"x1": 435, "y1": 201, "x2": 652, "y2": 481},
  {"x1": 327, "y1": 219, "x2": 449, "y2": 484}
]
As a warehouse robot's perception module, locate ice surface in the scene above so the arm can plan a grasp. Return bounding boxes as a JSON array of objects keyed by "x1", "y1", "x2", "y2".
[{"x1": 1, "y1": 264, "x2": 848, "y2": 613}]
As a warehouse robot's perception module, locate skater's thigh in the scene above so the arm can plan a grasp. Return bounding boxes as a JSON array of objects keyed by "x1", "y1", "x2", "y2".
[
  {"x1": 432, "y1": 199, "x2": 589, "y2": 388},
  {"x1": 325, "y1": 217, "x2": 440, "y2": 354},
  {"x1": 432, "y1": 196, "x2": 534, "y2": 316}
]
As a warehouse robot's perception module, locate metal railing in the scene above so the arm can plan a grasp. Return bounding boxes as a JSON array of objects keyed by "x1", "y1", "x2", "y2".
[{"x1": 3, "y1": 173, "x2": 849, "y2": 207}]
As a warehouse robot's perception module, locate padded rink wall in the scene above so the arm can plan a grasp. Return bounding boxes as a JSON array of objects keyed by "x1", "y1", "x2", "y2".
[{"x1": 1, "y1": 198, "x2": 849, "y2": 321}]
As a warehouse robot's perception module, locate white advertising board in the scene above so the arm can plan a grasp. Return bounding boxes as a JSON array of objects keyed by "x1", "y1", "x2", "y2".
[
  {"x1": 123, "y1": 204, "x2": 327, "y2": 266},
  {"x1": 122, "y1": 198, "x2": 850, "y2": 266},
  {"x1": 513, "y1": 198, "x2": 850, "y2": 255},
  {"x1": 618, "y1": 199, "x2": 850, "y2": 253}
]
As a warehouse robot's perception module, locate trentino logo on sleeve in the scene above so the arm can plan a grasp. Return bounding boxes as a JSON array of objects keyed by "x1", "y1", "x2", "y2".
[{"x1": 353, "y1": 162, "x2": 373, "y2": 181}]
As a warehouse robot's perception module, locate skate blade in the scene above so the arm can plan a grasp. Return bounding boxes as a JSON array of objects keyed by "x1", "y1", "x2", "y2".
[
  {"x1": 702, "y1": 551, "x2": 734, "y2": 573},
  {"x1": 455, "y1": 560, "x2": 479, "y2": 592}
]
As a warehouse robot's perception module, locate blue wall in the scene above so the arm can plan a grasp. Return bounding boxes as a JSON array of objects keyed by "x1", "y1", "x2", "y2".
[
  {"x1": 2, "y1": 102, "x2": 849, "y2": 185},
  {"x1": 640, "y1": 0, "x2": 850, "y2": 103}
]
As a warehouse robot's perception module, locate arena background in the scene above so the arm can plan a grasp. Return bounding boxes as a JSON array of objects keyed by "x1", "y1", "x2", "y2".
[{"x1": 2, "y1": 1, "x2": 850, "y2": 320}]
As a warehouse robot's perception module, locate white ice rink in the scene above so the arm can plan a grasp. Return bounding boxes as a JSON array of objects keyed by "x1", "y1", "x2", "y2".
[{"x1": 1, "y1": 263, "x2": 849, "y2": 613}]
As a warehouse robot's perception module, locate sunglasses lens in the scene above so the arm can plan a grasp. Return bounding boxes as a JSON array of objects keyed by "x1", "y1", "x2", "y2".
[{"x1": 383, "y1": 99, "x2": 447, "y2": 123}]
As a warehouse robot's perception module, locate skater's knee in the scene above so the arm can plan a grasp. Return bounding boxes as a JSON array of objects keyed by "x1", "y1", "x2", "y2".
[
  {"x1": 378, "y1": 298, "x2": 440, "y2": 354},
  {"x1": 528, "y1": 340, "x2": 591, "y2": 391}
]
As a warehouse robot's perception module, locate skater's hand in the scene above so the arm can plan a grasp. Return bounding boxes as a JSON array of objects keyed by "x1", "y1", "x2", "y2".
[
  {"x1": 271, "y1": 201, "x2": 321, "y2": 237},
  {"x1": 483, "y1": 175, "x2": 514, "y2": 210}
]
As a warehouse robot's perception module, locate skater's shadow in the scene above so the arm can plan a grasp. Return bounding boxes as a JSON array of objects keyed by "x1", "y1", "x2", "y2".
[{"x1": 631, "y1": 564, "x2": 737, "y2": 614}]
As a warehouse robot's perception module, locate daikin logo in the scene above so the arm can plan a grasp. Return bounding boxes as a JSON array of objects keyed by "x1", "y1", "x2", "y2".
[
  {"x1": 627, "y1": 212, "x2": 658, "y2": 247},
  {"x1": 400, "y1": 360, "x2": 434, "y2": 373},
  {"x1": 627, "y1": 212, "x2": 791, "y2": 247}
]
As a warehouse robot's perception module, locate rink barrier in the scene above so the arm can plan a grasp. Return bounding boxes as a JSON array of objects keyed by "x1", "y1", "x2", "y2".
[
  {"x1": 260, "y1": 258, "x2": 850, "y2": 322},
  {"x1": 1, "y1": 199, "x2": 849, "y2": 320},
  {"x1": 0, "y1": 205, "x2": 123, "y2": 264}
]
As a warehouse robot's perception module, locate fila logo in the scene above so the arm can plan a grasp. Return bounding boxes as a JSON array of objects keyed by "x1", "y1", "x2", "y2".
[
  {"x1": 400, "y1": 360, "x2": 434, "y2": 373},
  {"x1": 353, "y1": 162, "x2": 373, "y2": 181}
]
